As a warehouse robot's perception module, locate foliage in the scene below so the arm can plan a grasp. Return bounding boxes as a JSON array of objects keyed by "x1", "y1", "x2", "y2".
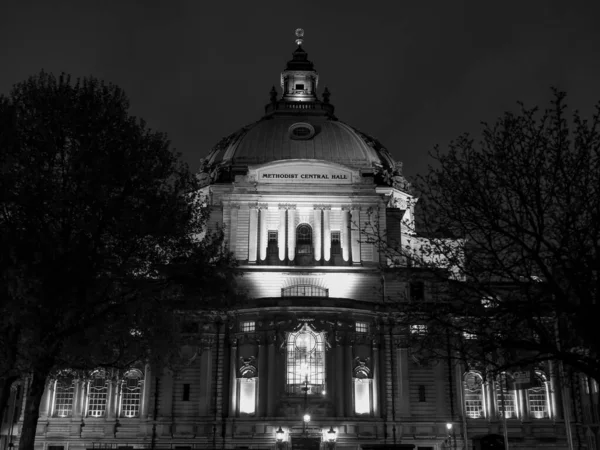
[
  {"x1": 0, "y1": 71, "x2": 238, "y2": 449},
  {"x1": 377, "y1": 90, "x2": 600, "y2": 383}
]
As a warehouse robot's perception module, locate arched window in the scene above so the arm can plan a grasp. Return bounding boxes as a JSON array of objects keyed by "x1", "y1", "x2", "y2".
[
  {"x1": 496, "y1": 373, "x2": 517, "y2": 419},
  {"x1": 528, "y1": 371, "x2": 550, "y2": 419},
  {"x1": 296, "y1": 224, "x2": 313, "y2": 255},
  {"x1": 53, "y1": 378, "x2": 75, "y2": 418},
  {"x1": 464, "y1": 371, "x2": 485, "y2": 418},
  {"x1": 282, "y1": 285, "x2": 328, "y2": 297},
  {"x1": 120, "y1": 369, "x2": 143, "y2": 418},
  {"x1": 87, "y1": 370, "x2": 108, "y2": 417},
  {"x1": 286, "y1": 323, "x2": 325, "y2": 395}
]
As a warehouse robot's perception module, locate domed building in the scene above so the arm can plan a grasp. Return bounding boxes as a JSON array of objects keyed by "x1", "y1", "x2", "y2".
[{"x1": 4, "y1": 31, "x2": 592, "y2": 450}]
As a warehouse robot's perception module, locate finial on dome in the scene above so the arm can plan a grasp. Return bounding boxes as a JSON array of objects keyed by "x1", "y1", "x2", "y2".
[{"x1": 295, "y1": 28, "x2": 304, "y2": 46}]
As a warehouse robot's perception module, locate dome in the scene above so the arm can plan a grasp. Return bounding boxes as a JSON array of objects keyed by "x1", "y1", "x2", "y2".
[
  {"x1": 205, "y1": 116, "x2": 396, "y2": 171},
  {"x1": 200, "y1": 33, "x2": 408, "y2": 191}
]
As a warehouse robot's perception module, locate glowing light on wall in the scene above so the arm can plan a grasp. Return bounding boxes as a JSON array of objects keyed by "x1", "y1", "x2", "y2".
[
  {"x1": 239, "y1": 378, "x2": 256, "y2": 415},
  {"x1": 354, "y1": 379, "x2": 371, "y2": 415}
]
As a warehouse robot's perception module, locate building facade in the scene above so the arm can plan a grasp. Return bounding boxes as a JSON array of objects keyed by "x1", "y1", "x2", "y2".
[{"x1": 2, "y1": 32, "x2": 598, "y2": 450}]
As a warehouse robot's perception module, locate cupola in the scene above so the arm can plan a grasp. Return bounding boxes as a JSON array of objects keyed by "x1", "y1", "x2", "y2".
[{"x1": 280, "y1": 29, "x2": 319, "y2": 102}]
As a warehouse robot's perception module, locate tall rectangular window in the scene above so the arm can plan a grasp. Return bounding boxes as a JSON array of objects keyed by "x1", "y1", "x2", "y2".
[
  {"x1": 54, "y1": 380, "x2": 75, "y2": 417},
  {"x1": 87, "y1": 372, "x2": 108, "y2": 417},
  {"x1": 239, "y1": 378, "x2": 256, "y2": 415},
  {"x1": 331, "y1": 231, "x2": 341, "y2": 255},
  {"x1": 121, "y1": 370, "x2": 142, "y2": 418},
  {"x1": 354, "y1": 378, "x2": 372, "y2": 415}
]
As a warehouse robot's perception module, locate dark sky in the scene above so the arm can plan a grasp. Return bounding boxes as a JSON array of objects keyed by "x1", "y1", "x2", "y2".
[{"x1": 2, "y1": 0, "x2": 600, "y2": 179}]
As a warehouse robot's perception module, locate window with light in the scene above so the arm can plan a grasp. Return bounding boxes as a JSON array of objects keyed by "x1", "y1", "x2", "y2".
[
  {"x1": 528, "y1": 371, "x2": 550, "y2": 419},
  {"x1": 355, "y1": 322, "x2": 369, "y2": 334},
  {"x1": 241, "y1": 321, "x2": 255, "y2": 332},
  {"x1": 237, "y1": 356, "x2": 257, "y2": 415},
  {"x1": 410, "y1": 324, "x2": 427, "y2": 335},
  {"x1": 87, "y1": 371, "x2": 108, "y2": 417},
  {"x1": 463, "y1": 372, "x2": 485, "y2": 418},
  {"x1": 286, "y1": 323, "x2": 325, "y2": 395},
  {"x1": 353, "y1": 363, "x2": 372, "y2": 415},
  {"x1": 120, "y1": 369, "x2": 143, "y2": 418},
  {"x1": 53, "y1": 379, "x2": 75, "y2": 417}
]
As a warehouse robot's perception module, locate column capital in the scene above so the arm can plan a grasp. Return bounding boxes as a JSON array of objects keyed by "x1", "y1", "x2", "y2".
[
  {"x1": 278, "y1": 203, "x2": 296, "y2": 210},
  {"x1": 313, "y1": 204, "x2": 331, "y2": 210},
  {"x1": 341, "y1": 204, "x2": 361, "y2": 211},
  {"x1": 248, "y1": 201, "x2": 268, "y2": 209},
  {"x1": 229, "y1": 202, "x2": 241, "y2": 209}
]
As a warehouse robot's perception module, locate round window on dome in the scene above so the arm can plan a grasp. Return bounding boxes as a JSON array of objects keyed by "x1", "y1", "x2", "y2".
[{"x1": 289, "y1": 122, "x2": 315, "y2": 140}]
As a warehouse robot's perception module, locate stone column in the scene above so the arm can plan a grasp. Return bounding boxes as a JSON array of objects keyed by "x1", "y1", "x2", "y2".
[
  {"x1": 38, "y1": 380, "x2": 53, "y2": 420},
  {"x1": 278, "y1": 208, "x2": 287, "y2": 261},
  {"x1": 229, "y1": 203, "x2": 240, "y2": 255},
  {"x1": 434, "y1": 361, "x2": 445, "y2": 417},
  {"x1": 396, "y1": 344, "x2": 410, "y2": 417},
  {"x1": 341, "y1": 208, "x2": 350, "y2": 262},
  {"x1": 350, "y1": 208, "x2": 361, "y2": 265},
  {"x1": 199, "y1": 339, "x2": 213, "y2": 416},
  {"x1": 229, "y1": 338, "x2": 238, "y2": 417},
  {"x1": 485, "y1": 374, "x2": 496, "y2": 419},
  {"x1": 72, "y1": 379, "x2": 84, "y2": 419},
  {"x1": 267, "y1": 334, "x2": 277, "y2": 416},
  {"x1": 248, "y1": 205, "x2": 258, "y2": 263},
  {"x1": 313, "y1": 207, "x2": 322, "y2": 262},
  {"x1": 323, "y1": 208, "x2": 331, "y2": 261},
  {"x1": 140, "y1": 363, "x2": 152, "y2": 419},
  {"x1": 258, "y1": 205, "x2": 268, "y2": 261},
  {"x1": 287, "y1": 206, "x2": 296, "y2": 261},
  {"x1": 258, "y1": 336, "x2": 267, "y2": 417},
  {"x1": 345, "y1": 337, "x2": 354, "y2": 417},
  {"x1": 548, "y1": 360, "x2": 562, "y2": 420},
  {"x1": 106, "y1": 373, "x2": 118, "y2": 419},
  {"x1": 372, "y1": 338, "x2": 380, "y2": 417},
  {"x1": 335, "y1": 333, "x2": 345, "y2": 416}
]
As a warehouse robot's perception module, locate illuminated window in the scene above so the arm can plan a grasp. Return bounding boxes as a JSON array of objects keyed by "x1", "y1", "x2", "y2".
[
  {"x1": 241, "y1": 321, "x2": 255, "y2": 332},
  {"x1": 410, "y1": 324, "x2": 427, "y2": 335},
  {"x1": 528, "y1": 371, "x2": 549, "y2": 419},
  {"x1": 354, "y1": 378, "x2": 372, "y2": 414},
  {"x1": 282, "y1": 285, "x2": 328, "y2": 297},
  {"x1": 54, "y1": 378, "x2": 75, "y2": 417},
  {"x1": 356, "y1": 322, "x2": 369, "y2": 334},
  {"x1": 496, "y1": 374, "x2": 516, "y2": 419},
  {"x1": 354, "y1": 361, "x2": 372, "y2": 415},
  {"x1": 87, "y1": 371, "x2": 108, "y2": 417},
  {"x1": 237, "y1": 357, "x2": 257, "y2": 415},
  {"x1": 464, "y1": 372, "x2": 485, "y2": 418},
  {"x1": 239, "y1": 378, "x2": 256, "y2": 415},
  {"x1": 286, "y1": 323, "x2": 325, "y2": 395},
  {"x1": 120, "y1": 369, "x2": 143, "y2": 418}
]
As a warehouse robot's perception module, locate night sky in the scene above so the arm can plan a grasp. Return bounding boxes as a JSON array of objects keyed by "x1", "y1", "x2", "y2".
[{"x1": 2, "y1": 0, "x2": 599, "y2": 180}]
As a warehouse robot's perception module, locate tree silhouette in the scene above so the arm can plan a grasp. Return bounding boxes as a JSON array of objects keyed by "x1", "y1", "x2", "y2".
[{"x1": 0, "y1": 71, "x2": 237, "y2": 449}]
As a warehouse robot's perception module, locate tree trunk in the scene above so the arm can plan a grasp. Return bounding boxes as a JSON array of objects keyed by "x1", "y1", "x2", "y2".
[
  {"x1": 0, "y1": 375, "x2": 19, "y2": 429},
  {"x1": 18, "y1": 369, "x2": 48, "y2": 450}
]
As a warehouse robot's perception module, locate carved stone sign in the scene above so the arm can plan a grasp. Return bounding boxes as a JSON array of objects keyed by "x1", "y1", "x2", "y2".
[{"x1": 249, "y1": 161, "x2": 357, "y2": 184}]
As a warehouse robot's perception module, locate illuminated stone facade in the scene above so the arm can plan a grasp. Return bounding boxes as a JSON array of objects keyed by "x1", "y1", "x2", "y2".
[{"x1": 3, "y1": 33, "x2": 598, "y2": 450}]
